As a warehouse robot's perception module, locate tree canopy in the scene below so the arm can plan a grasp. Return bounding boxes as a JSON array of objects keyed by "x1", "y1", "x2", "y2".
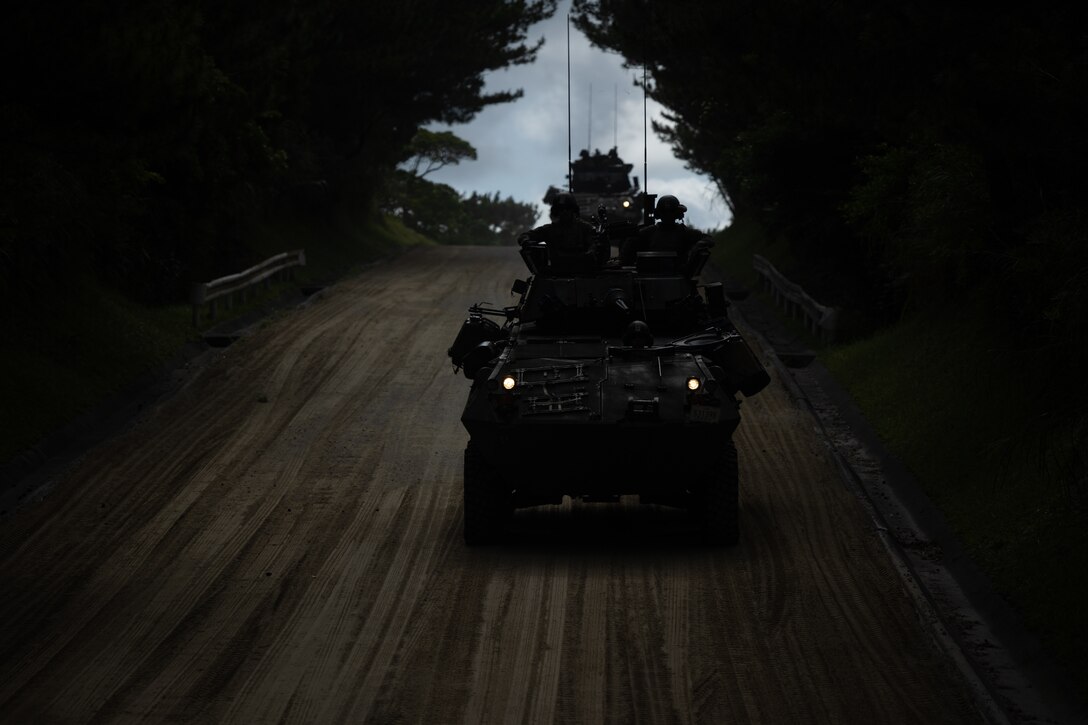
[
  {"x1": 401, "y1": 130, "x2": 479, "y2": 180},
  {"x1": 572, "y1": 5, "x2": 1088, "y2": 579},
  {"x1": 1, "y1": 0, "x2": 556, "y2": 306},
  {"x1": 383, "y1": 169, "x2": 539, "y2": 246},
  {"x1": 573, "y1": 0, "x2": 1087, "y2": 341}
]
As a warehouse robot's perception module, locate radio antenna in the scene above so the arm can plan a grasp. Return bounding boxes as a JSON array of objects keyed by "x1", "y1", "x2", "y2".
[
  {"x1": 566, "y1": 14, "x2": 572, "y2": 191},
  {"x1": 613, "y1": 83, "x2": 618, "y2": 150},
  {"x1": 587, "y1": 83, "x2": 593, "y2": 150},
  {"x1": 643, "y1": 64, "x2": 648, "y2": 198}
]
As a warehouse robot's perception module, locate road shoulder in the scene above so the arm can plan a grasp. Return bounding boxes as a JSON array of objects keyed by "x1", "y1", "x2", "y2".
[{"x1": 717, "y1": 267, "x2": 1086, "y2": 725}]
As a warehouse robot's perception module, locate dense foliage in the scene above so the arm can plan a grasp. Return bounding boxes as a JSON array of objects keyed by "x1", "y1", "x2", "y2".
[
  {"x1": 383, "y1": 130, "x2": 539, "y2": 245},
  {"x1": 386, "y1": 176, "x2": 540, "y2": 246},
  {"x1": 574, "y1": 1, "x2": 1087, "y2": 337},
  {"x1": 575, "y1": 0, "x2": 1088, "y2": 491},
  {"x1": 0, "y1": 0, "x2": 556, "y2": 311}
]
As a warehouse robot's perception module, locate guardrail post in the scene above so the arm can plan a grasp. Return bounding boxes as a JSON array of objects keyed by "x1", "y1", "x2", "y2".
[
  {"x1": 189, "y1": 249, "x2": 306, "y2": 326},
  {"x1": 752, "y1": 253, "x2": 839, "y2": 344}
]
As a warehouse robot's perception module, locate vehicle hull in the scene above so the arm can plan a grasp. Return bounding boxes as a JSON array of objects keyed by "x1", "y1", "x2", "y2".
[{"x1": 465, "y1": 416, "x2": 738, "y2": 506}]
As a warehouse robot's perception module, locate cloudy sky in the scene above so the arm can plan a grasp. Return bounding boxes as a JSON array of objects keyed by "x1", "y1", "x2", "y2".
[{"x1": 425, "y1": 0, "x2": 732, "y2": 231}]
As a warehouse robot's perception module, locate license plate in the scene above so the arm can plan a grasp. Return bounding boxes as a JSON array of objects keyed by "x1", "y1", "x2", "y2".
[{"x1": 689, "y1": 404, "x2": 720, "y2": 423}]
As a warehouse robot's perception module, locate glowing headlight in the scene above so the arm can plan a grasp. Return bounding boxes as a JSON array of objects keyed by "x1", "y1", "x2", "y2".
[
  {"x1": 686, "y1": 376, "x2": 701, "y2": 391},
  {"x1": 622, "y1": 199, "x2": 632, "y2": 208},
  {"x1": 501, "y1": 375, "x2": 517, "y2": 391}
]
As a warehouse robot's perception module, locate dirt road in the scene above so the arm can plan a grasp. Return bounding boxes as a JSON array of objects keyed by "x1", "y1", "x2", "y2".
[{"x1": 0, "y1": 246, "x2": 982, "y2": 724}]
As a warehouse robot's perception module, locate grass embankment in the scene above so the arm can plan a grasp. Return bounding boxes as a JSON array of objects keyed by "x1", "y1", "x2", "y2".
[
  {"x1": 712, "y1": 219, "x2": 1088, "y2": 699},
  {"x1": 0, "y1": 212, "x2": 430, "y2": 466},
  {"x1": 825, "y1": 309, "x2": 1087, "y2": 697}
]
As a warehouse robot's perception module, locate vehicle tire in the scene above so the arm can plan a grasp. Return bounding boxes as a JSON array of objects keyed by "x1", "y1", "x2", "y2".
[
  {"x1": 463, "y1": 440, "x2": 510, "y2": 545},
  {"x1": 692, "y1": 439, "x2": 739, "y2": 545}
]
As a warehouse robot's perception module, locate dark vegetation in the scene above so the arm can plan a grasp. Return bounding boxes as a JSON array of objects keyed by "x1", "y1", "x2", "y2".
[
  {"x1": 1, "y1": 1, "x2": 556, "y2": 463},
  {"x1": 383, "y1": 130, "x2": 541, "y2": 245},
  {"x1": 575, "y1": 0, "x2": 1088, "y2": 696},
  {"x1": 1, "y1": 1, "x2": 554, "y2": 308}
]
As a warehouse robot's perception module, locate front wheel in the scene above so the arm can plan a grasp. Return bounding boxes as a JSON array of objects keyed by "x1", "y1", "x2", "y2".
[
  {"x1": 691, "y1": 439, "x2": 739, "y2": 545},
  {"x1": 463, "y1": 441, "x2": 511, "y2": 545}
]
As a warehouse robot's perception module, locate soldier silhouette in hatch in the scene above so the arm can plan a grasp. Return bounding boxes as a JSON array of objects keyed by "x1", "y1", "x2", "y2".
[
  {"x1": 518, "y1": 192, "x2": 608, "y2": 275},
  {"x1": 620, "y1": 195, "x2": 712, "y2": 274}
]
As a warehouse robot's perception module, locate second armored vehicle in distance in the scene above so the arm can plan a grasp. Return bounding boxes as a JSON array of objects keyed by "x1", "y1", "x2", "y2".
[{"x1": 544, "y1": 147, "x2": 643, "y2": 226}]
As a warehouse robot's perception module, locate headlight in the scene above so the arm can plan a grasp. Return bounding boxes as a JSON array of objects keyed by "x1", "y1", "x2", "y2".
[
  {"x1": 686, "y1": 376, "x2": 701, "y2": 391},
  {"x1": 622, "y1": 199, "x2": 632, "y2": 208},
  {"x1": 501, "y1": 374, "x2": 517, "y2": 391}
]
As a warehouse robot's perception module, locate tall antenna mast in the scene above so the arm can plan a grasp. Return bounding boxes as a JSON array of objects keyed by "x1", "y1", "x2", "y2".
[
  {"x1": 566, "y1": 14, "x2": 572, "y2": 191},
  {"x1": 613, "y1": 83, "x2": 618, "y2": 149},
  {"x1": 643, "y1": 64, "x2": 648, "y2": 198},
  {"x1": 587, "y1": 83, "x2": 592, "y2": 150}
]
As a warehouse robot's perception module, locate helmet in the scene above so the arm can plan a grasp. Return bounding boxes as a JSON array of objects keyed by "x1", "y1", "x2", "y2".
[
  {"x1": 623, "y1": 320, "x2": 654, "y2": 348},
  {"x1": 551, "y1": 192, "x2": 580, "y2": 214},
  {"x1": 655, "y1": 195, "x2": 686, "y2": 221}
]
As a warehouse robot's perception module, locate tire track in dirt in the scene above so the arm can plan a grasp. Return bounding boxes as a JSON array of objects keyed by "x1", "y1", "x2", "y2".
[
  {"x1": 0, "y1": 247, "x2": 985, "y2": 724},
  {"x1": 0, "y1": 378, "x2": 280, "y2": 715},
  {"x1": 73, "y1": 299, "x2": 392, "y2": 717},
  {"x1": 175, "y1": 248, "x2": 505, "y2": 723},
  {"x1": 549, "y1": 553, "x2": 609, "y2": 725},
  {"x1": 197, "y1": 252, "x2": 500, "y2": 723},
  {"x1": 460, "y1": 553, "x2": 571, "y2": 725},
  {"x1": 0, "y1": 248, "x2": 502, "y2": 722}
]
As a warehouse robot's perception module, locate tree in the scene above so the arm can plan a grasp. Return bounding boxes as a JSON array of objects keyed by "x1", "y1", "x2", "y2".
[
  {"x1": 383, "y1": 172, "x2": 539, "y2": 247},
  {"x1": 1, "y1": 0, "x2": 559, "y2": 307},
  {"x1": 454, "y1": 192, "x2": 541, "y2": 245},
  {"x1": 401, "y1": 130, "x2": 478, "y2": 179},
  {"x1": 572, "y1": 0, "x2": 1088, "y2": 330}
]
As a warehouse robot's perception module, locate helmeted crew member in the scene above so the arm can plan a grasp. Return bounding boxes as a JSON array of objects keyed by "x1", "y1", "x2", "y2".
[
  {"x1": 518, "y1": 192, "x2": 608, "y2": 274},
  {"x1": 620, "y1": 195, "x2": 712, "y2": 269}
]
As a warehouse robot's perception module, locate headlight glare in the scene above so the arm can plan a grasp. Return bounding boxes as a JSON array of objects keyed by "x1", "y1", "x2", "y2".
[
  {"x1": 501, "y1": 375, "x2": 517, "y2": 391},
  {"x1": 686, "y1": 376, "x2": 701, "y2": 391}
]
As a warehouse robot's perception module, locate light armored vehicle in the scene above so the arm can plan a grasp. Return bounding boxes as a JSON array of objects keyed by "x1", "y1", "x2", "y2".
[
  {"x1": 544, "y1": 147, "x2": 643, "y2": 225},
  {"x1": 447, "y1": 227, "x2": 770, "y2": 545}
]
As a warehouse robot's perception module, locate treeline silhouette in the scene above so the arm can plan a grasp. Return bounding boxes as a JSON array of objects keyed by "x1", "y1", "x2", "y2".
[
  {"x1": 0, "y1": 0, "x2": 557, "y2": 308},
  {"x1": 574, "y1": 1, "x2": 1086, "y2": 345},
  {"x1": 575, "y1": 3, "x2": 1088, "y2": 524},
  {"x1": 380, "y1": 129, "x2": 540, "y2": 245},
  {"x1": 385, "y1": 177, "x2": 541, "y2": 246}
]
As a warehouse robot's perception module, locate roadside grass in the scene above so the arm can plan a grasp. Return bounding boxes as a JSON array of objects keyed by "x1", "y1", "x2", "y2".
[
  {"x1": 0, "y1": 277, "x2": 195, "y2": 463},
  {"x1": 254, "y1": 208, "x2": 433, "y2": 285},
  {"x1": 823, "y1": 297, "x2": 1088, "y2": 698},
  {"x1": 714, "y1": 213, "x2": 1087, "y2": 697},
  {"x1": 1, "y1": 212, "x2": 427, "y2": 467}
]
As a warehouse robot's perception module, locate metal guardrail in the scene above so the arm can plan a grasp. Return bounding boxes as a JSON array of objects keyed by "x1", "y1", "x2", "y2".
[
  {"x1": 752, "y1": 254, "x2": 838, "y2": 342},
  {"x1": 191, "y1": 249, "x2": 306, "y2": 326}
]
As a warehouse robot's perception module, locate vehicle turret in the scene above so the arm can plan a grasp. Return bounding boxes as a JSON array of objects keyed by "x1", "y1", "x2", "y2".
[{"x1": 544, "y1": 146, "x2": 643, "y2": 225}]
